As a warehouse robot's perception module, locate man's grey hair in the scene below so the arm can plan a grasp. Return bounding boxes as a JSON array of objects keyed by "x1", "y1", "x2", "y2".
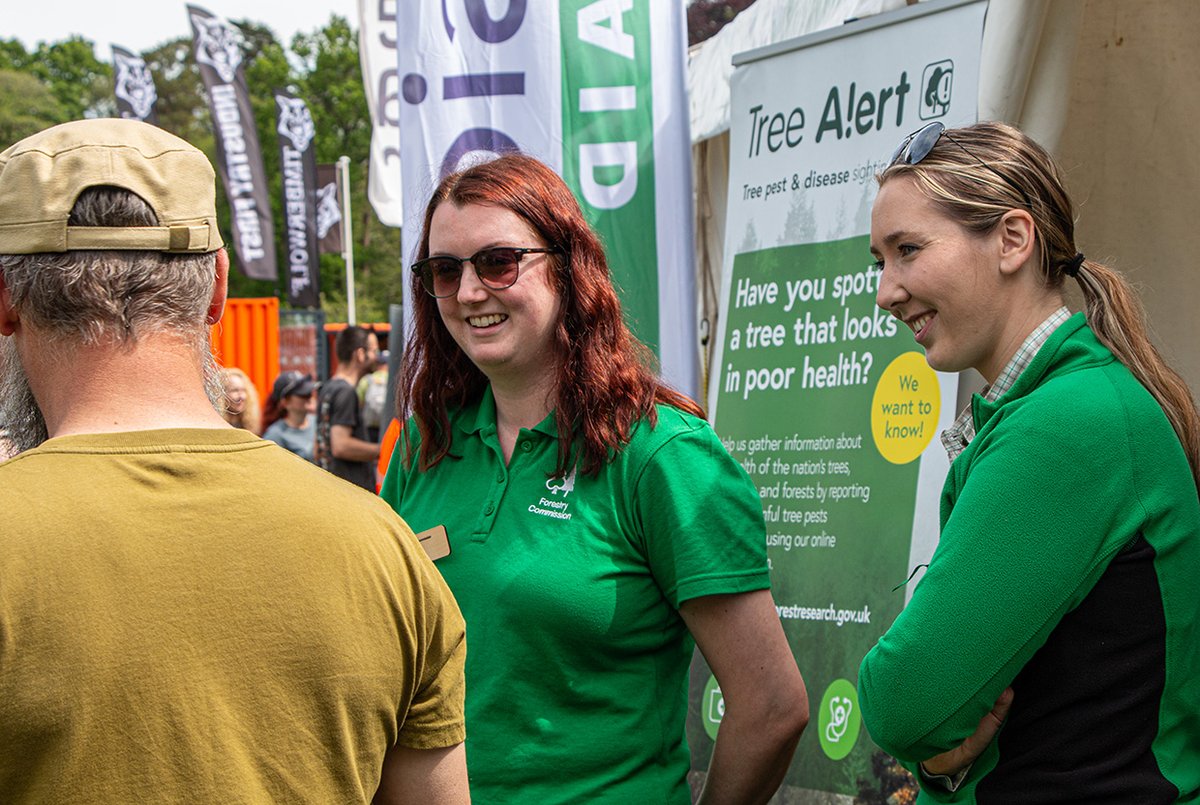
[
  {"x1": 0, "y1": 186, "x2": 218, "y2": 345},
  {"x1": 0, "y1": 186, "x2": 226, "y2": 450}
]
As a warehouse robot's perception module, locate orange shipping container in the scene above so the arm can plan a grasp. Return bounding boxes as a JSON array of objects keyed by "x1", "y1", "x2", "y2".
[{"x1": 210, "y1": 297, "x2": 279, "y2": 405}]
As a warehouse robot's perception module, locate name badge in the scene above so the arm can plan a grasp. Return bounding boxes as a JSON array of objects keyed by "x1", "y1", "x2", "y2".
[{"x1": 414, "y1": 524, "x2": 451, "y2": 561}]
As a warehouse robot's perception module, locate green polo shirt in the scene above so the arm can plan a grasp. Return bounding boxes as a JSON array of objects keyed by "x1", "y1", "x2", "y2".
[{"x1": 381, "y1": 387, "x2": 770, "y2": 804}]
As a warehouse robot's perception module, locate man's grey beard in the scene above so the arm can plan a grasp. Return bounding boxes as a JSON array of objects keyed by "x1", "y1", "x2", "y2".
[
  {"x1": 0, "y1": 336, "x2": 226, "y2": 458},
  {"x1": 200, "y1": 345, "x2": 225, "y2": 410},
  {"x1": 0, "y1": 337, "x2": 49, "y2": 455}
]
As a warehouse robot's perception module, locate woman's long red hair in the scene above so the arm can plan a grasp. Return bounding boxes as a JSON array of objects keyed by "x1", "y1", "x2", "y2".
[{"x1": 397, "y1": 153, "x2": 701, "y2": 477}]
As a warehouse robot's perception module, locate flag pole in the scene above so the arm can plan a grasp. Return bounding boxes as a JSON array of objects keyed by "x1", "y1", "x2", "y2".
[{"x1": 337, "y1": 155, "x2": 357, "y2": 325}]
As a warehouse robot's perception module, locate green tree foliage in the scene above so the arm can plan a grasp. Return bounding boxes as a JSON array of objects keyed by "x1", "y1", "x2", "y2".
[
  {"x1": 0, "y1": 69, "x2": 67, "y2": 145},
  {"x1": 0, "y1": 39, "x2": 77, "y2": 145},
  {"x1": 293, "y1": 17, "x2": 372, "y2": 157},
  {"x1": 141, "y1": 37, "x2": 211, "y2": 147},
  {"x1": 32, "y1": 36, "x2": 114, "y2": 119},
  {"x1": 0, "y1": 39, "x2": 36, "y2": 72},
  {"x1": 0, "y1": 35, "x2": 115, "y2": 121},
  {"x1": 0, "y1": 17, "x2": 403, "y2": 324}
]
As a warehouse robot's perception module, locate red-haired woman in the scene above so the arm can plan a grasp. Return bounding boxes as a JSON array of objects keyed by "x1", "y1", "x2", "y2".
[{"x1": 381, "y1": 154, "x2": 808, "y2": 804}]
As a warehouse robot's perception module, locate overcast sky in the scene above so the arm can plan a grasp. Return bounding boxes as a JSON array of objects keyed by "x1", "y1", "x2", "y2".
[{"x1": 6, "y1": 0, "x2": 360, "y2": 57}]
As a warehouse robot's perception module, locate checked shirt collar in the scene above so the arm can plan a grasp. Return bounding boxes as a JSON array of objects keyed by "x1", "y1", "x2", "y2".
[{"x1": 941, "y1": 306, "x2": 1071, "y2": 462}]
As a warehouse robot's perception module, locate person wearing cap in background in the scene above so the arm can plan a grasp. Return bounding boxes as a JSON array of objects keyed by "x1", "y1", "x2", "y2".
[
  {"x1": 0, "y1": 119, "x2": 469, "y2": 803},
  {"x1": 263, "y1": 369, "x2": 318, "y2": 461}
]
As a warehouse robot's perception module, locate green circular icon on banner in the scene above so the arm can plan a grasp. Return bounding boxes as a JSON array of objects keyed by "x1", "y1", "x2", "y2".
[
  {"x1": 702, "y1": 674, "x2": 724, "y2": 741},
  {"x1": 817, "y1": 679, "x2": 862, "y2": 760}
]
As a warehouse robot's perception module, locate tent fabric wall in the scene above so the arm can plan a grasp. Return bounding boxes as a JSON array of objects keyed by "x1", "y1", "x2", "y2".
[
  {"x1": 1053, "y1": 1, "x2": 1200, "y2": 393},
  {"x1": 944, "y1": 0, "x2": 1200, "y2": 399},
  {"x1": 693, "y1": 131, "x2": 729, "y2": 407},
  {"x1": 690, "y1": 0, "x2": 1200, "y2": 398}
]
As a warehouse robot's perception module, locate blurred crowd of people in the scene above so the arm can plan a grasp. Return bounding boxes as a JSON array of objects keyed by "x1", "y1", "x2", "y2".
[{"x1": 217, "y1": 329, "x2": 392, "y2": 487}]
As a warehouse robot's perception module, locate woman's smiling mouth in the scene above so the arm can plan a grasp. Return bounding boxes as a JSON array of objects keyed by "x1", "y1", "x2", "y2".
[
  {"x1": 468, "y1": 313, "x2": 508, "y2": 328},
  {"x1": 906, "y1": 312, "x2": 934, "y2": 339}
]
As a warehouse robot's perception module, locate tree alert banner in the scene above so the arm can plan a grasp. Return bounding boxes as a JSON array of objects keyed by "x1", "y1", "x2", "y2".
[{"x1": 699, "y1": 2, "x2": 984, "y2": 796}]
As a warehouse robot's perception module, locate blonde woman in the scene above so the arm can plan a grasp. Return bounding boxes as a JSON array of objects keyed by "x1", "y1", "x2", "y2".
[
  {"x1": 219, "y1": 366, "x2": 261, "y2": 435},
  {"x1": 860, "y1": 121, "x2": 1200, "y2": 803}
]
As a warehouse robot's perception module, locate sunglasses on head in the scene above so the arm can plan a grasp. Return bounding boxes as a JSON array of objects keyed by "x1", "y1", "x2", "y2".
[
  {"x1": 412, "y1": 246, "x2": 562, "y2": 299},
  {"x1": 890, "y1": 121, "x2": 1033, "y2": 208}
]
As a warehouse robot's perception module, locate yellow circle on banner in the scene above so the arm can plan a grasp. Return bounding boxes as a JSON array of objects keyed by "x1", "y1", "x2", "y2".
[{"x1": 871, "y1": 352, "x2": 940, "y2": 464}]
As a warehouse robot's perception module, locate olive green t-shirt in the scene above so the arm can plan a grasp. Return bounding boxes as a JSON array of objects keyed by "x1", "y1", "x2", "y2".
[
  {"x1": 0, "y1": 428, "x2": 465, "y2": 803},
  {"x1": 382, "y1": 391, "x2": 770, "y2": 804}
]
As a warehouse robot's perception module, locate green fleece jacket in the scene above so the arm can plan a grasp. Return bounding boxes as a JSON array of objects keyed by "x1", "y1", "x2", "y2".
[{"x1": 858, "y1": 314, "x2": 1200, "y2": 803}]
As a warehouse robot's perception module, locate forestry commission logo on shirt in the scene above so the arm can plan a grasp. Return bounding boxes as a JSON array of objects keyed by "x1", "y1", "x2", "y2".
[
  {"x1": 527, "y1": 467, "x2": 576, "y2": 521},
  {"x1": 545, "y1": 466, "x2": 575, "y2": 497}
]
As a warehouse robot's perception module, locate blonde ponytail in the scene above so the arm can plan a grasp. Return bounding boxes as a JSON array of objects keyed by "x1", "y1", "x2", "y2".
[{"x1": 1074, "y1": 260, "x2": 1200, "y2": 492}]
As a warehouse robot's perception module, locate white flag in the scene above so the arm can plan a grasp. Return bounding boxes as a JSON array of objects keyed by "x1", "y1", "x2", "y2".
[{"x1": 357, "y1": 0, "x2": 404, "y2": 227}]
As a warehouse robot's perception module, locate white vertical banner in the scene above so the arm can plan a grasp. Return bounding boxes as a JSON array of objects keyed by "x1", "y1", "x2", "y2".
[
  {"x1": 358, "y1": 0, "x2": 404, "y2": 227},
  {"x1": 395, "y1": 1, "x2": 697, "y2": 397},
  {"x1": 648, "y1": 2, "x2": 699, "y2": 398},
  {"x1": 694, "y1": 0, "x2": 985, "y2": 798}
]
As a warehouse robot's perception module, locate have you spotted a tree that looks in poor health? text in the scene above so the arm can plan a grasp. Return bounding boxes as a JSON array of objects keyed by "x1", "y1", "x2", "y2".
[
  {"x1": 722, "y1": 431, "x2": 871, "y2": 561},
  {"x1": 725, "y1": 265, "x2": 897, "y2": 400}
]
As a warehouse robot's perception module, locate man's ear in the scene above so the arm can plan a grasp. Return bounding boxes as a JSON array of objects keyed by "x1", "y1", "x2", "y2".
[
  {"x1": 0, "y1": 269, "x2": 18, "y2": 337},
  {"x1": 997, "y1": 209, "x2": 1038, "y2": 276},
  {"x1": 206, "y1": 248, "x2": 230, "y2": 326}
]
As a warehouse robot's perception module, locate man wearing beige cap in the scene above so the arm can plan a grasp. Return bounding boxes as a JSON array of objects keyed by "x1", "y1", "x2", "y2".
[{"x1": 0, "y1": 119, "x2": 469, "y2": 804}]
